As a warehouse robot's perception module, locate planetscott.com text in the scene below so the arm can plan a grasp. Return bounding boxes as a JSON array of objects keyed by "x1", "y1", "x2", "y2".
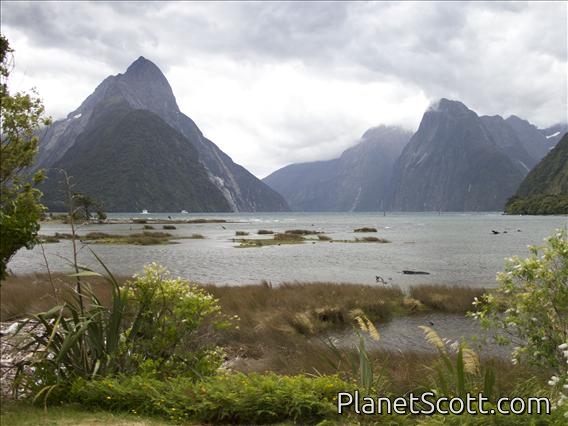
[{"x1": 337, "y1": 391, "x2": 551, "y2": 416}]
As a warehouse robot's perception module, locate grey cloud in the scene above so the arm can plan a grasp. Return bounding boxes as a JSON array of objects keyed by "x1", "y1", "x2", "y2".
[{"x1": 1, "y1": 0, "x2": 566, "y2": 174}]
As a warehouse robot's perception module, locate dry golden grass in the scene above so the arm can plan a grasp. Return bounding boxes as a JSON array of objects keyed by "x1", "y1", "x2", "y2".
[
  {"x1": 409, "y1": 284, "x2": 485, "y2": 314},
  {"x1": 0, "y1": 273, "x2": 123, "y2": 321},
  {"x1": 1, "y1": 273, "x2": 504, "y2": 393}
]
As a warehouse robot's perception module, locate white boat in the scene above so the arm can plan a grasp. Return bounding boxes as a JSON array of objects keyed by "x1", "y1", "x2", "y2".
[
  {"x1": 141, "y1": 209, "x2": 149, "y2": 214},
  {"x1": 181, "y1": 210, "x2": 189, "y2": 214}
]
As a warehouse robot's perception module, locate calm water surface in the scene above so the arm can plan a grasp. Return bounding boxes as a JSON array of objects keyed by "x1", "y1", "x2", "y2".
[{"x1": 9, "y1": 212, "x2": 567, "y2": 288}]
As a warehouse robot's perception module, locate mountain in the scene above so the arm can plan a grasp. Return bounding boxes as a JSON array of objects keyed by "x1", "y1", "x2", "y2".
[
  {"x1": 479, "y1": 115, "x2": 536, "y2": 172},
  {"x1": 37, "y1": 57, "x2": 289, "y2": 212},
  {"x1": 263, "y1": 126, "x2": 412, "y2": 211},
  {"x1": 504, "y1": 115, "x2": 559, "y2": 162},
  {"x1": 541, "y1": 123, "x2": 568, "y2": 147},
  {"x1": 389, "y1": 99, "x2": 528, "y2": 211},
  {"x1": 505, "y1": 133, "x2": 568, "y2": 214},
  {"x1": 41, "y1": 103, "x2": 231, "y2": 212}
]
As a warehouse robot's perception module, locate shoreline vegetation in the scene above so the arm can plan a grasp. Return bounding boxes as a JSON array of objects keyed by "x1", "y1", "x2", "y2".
[
  {"x1": 2, "y1": 232, "x2": 566, "y2": 424},
  {"x1": 0, "y1": 274, "x2": 485, "y2": 323},
  {"x1": 38, "y1": 227, "x2": 392, "y2": 246},
  {"x1": 41, "y1": 215, "x2": 233, "y2": 225},
  {"x1": 1, "y1": 267, "x2": 565, "y2": 423}
]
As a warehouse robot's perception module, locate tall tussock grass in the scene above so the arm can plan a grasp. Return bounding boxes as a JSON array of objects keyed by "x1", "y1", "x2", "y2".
[
  {"x1": 409, "y1": 284, "x2": 485, "y2": 313},
  {"x1": 0, "y1": 274, "x2": 118, "y2": 321}
]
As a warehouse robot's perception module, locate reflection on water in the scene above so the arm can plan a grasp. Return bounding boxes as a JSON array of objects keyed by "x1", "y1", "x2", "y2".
[{"x1": 9, "y1": 212, "x2": 567, "y2": 288}]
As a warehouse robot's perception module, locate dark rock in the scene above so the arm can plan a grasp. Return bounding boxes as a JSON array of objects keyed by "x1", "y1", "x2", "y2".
[{"x1": 36, "y1": 57, "x2": 289, "y2": 212}]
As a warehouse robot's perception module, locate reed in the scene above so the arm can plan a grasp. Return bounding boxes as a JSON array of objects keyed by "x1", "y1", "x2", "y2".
[{"x1": 409, "y1": 284, "x2": 485, "y2": 314}]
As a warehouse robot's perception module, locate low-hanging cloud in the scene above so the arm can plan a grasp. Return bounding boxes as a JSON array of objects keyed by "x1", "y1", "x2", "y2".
[{"x1": 1, "y1": 1, "x2": 566, "y2": 178}]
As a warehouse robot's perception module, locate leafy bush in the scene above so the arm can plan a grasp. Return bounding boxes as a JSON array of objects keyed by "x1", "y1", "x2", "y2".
[
  {"x1": 162, "y1": 224, "x2": 176, "y2": 230},
  {"x1": 70, "y1": 373, "x2": 352, "y2": 424},
  {"x1": 13, "y1": 266, "x2": 127, "y2": 400},
  {"x1": 472, "y1": 229, "x2": 568, "y2": 370},
  {"x1": 121, "y1": 263, "x2": 230, "y2": 378},
  {"x1": 12, "y1": 262, "x2": 230, "y2": 400}
]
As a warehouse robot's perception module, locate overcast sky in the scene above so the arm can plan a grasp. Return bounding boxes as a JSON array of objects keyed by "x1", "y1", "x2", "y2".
[{"x1": 1, "y1": 1, "x2": 567, "y2": 178}]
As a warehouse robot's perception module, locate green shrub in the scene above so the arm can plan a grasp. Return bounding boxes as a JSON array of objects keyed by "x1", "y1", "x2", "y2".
[
  {"x1": 257, "y1": 229, "x2": 274, "y2": 235},
  {"x1": 13, "y1": 266, "x2": 128, "y2": 400},
  {"x1": 162, "y1": 225, "x2": 176, "y2": 230},
  {"x1": 472, "y1": 229, "x2": 568, "y2": 370},
  {"x1": 235, "y1": 231, "x2": 249, "y2": 236},
  {"x1": 12, "y1": 262, "x2": 230, "y2": 401},
  {"x1": 70, "y1": 373, "x2": 352, "y2": 424},
  {"x1": 121, "y1": 263, "x2": 229, "y2": 378}
]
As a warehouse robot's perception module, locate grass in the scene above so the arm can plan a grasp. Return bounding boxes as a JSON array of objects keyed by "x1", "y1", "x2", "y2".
[
  {"x1": 235, "y1": 233, "x2": 305, "y2": 247},
  {"x1": 38, "y1": 231, "x2": 177, "y2": 246},
  {"x1": 257, "y1": 229, "x2": 274, "y2": 235},
  {"x1": 83, "y1": 231, "x2": 174, "y2": 245},
  {"x1": 38, "y1": 234, "x2": 62, "y2": 243},
  {"x1": 0, "y1": 273, "x2": 495, "y2": 397},
  {"x1": 333, "y1": 236, "x2": 390, "y2": 243},
  {"x1": 0, "y1": 273, "x2": 118, "y2": 321},
  {"x1": 2, "y1": 273, "x2": 552, "y2": 424},
  {"x1": 409, "y1": 284, "x2": 486, "y2": 313},
  {"x1": 0, "y1": 401, "x2": 171, "y2": 425},
  {"x1": 234, "y1": 232, "x2": 393, "y2": 248},
  {"x1": 284, "y1": 229, "x2": 323, "y2": 235},
  {"x1": 354, "y1": 227, "x2": 378, "y2": 232}
]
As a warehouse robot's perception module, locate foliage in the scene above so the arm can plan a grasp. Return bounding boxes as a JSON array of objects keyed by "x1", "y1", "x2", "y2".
[
  {"x1": 419, "y1": 326, "x2": 495, "y2": 402},
  {"x1": 472, "y1": 229, "x2": 568, "y2": 370},
  {"x1": 12, "y1": 262, "x2": 230, "y2": 401},
  {"x1": 71, "y1": 192, "x2": 106, "y2": 221},
  {"x1": 0, "y1": 400, "x2": 170, "y2": 426},
  {"x1": 505, "y1": 194, "x2": 568, "y2": 215},
  {"x1": 324, "y1": 311, "x2": 385, "y2": 396},
  {"x1": 505, "y1": 133, "x2": 568, "y2": 215},
  {"x1": 0, "y1": 35, "x2": 51, "y2": 279},
  {"x1": 12, "y1": 265, "x2": 127, "y2": 400},
  {"x1": 548, "y1": 342, "x2": 568, "y2": 419},
  {"x1": 121, "y1": 262, "x2": 230, "y2": 378},
  {"x1": 68, "y1": 373, "x2": 351, "y2": 424}
]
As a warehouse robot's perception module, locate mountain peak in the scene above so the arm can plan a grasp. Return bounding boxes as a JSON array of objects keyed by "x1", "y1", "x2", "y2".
[
  {"x1": 427, "y1": 98, "x2": 472, "y2": 115},
  {"x1": 124, "y1": 56, "x2": 166, "y2": 79}
]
